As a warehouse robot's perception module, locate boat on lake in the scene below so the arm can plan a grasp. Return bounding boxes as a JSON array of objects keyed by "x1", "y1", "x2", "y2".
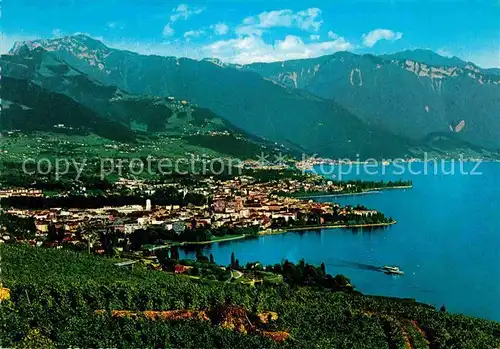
[{"x1": 382, "y1": 265, "x2": 404, "y2": 275}]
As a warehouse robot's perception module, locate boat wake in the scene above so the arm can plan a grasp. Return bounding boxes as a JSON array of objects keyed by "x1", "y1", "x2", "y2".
[{"x1": 329, "y1": 260, "x2": 385, "y2": 273}]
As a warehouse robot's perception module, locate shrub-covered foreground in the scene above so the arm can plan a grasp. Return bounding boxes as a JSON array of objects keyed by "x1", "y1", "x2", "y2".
[{"x1": 0, "y1": 245, "x2": 499, "y2": 348}]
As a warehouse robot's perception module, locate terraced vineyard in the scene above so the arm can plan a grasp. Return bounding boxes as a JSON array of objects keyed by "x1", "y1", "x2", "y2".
[{"x1": 1, "y1": 245, "x2": 499, "y2": 348}]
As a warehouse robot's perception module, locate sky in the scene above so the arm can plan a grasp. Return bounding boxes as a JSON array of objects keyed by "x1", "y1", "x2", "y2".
[{"x1": 1, "y1": 0, "x2": 499, "y2": 67}]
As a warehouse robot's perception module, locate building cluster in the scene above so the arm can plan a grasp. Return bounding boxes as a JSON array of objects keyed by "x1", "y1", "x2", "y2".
[
  {"x1": 1, "y1": 175, "x2": 379, "y2": 249},
  {"x1": 208, "y1": 177, "x2": 339, "y2": 229},
  {"x1": 0, "y1": 188, "x2": 44, "y2": 198}
]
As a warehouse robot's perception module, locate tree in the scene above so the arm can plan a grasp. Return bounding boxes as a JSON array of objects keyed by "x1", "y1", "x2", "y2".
[
  {"x1": 170, "y1": 246, "x2": 180, "y2": 260},
  {"x1": 0, "y1": 214, "x2": 37, "y2": 240},
  {"x1": 440, "y1": 304, "x2": 447, "y2": 312},
  {"x1": 320, "y1": 263, "x2": 326, "y2": 274},
  {"x1": 196, "y1": 249, "x2": 209, "y2": 263},
  {"x1": 47, "y1": 223, "x2": 58, "y2": 242},
  {"x1": 230, "y1": 252, "x2": 236, "y2": 268},
  {"x1": 209, "y1": 253, "x2": 215, "y2": 264}
]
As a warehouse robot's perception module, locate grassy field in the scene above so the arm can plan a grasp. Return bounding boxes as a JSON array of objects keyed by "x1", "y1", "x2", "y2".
[{"x1": 0, "y1": 132, "x2": 226, "y2": 161}]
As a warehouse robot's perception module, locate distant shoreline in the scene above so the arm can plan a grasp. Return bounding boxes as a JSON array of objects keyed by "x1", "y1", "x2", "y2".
[
  {"x1": 182, "y1": 221, "x2": 396, "y2": 245},
  {"x1": 291, "y1": 185, "x2": 413, "y2": 199},
  {"x1": 258, "y1": 221, "x2": 397, "y2": 236},
  {"x1": 184, "y1": 234, "x2": 247, "y2": 245}
]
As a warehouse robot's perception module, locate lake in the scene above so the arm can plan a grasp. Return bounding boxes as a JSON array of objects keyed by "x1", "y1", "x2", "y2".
[{"x1": 181, "y1": 161, "x2": 500, "y2": 321}]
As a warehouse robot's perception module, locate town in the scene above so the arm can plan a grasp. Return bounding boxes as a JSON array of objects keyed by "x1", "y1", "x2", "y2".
[{"x1": 0, "y1": 171, "x2": 398, "y2": 256}]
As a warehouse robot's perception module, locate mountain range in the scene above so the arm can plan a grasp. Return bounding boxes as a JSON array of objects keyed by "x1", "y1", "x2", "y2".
[
  {"x1": 241, "y1": 50, "x2": 500, "y2": 150},
  {"x1": 2, "y1": 35, "x2": 499, "y2": 159}
]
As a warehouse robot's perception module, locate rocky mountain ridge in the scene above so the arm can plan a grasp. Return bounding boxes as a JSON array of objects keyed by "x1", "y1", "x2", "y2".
[
  {"x1": 5, "y1": 35, "x2": 499, "y2": 159},
  {"x1": 239, "y1": 51, "x2": 500, "y2": 150}
]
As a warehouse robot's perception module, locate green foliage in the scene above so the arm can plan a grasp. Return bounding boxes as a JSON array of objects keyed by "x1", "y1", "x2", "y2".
[
  {"x1": 184, "y1": 134, "x2": 275, "y2": 159},
  {"x1": 1, "y1": 77, "x2": 136, "y2": 143},
  {"x1": 13, "y1": 328, "x2": 56, "y2": 349},
  {"x1": 0, "y1": 213, "x2": 36, "y2": 240},
  {"x1": 261, "y1": 259, "x2": 353, "y2": 291},
  {"x1": 1, "y1": 245, "x2": 499, "y2": 348}
]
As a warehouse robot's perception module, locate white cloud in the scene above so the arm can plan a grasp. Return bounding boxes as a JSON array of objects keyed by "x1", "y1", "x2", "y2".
[
  {"x1": 163, "y1": 4, "x2": 204, "y2": 38},
  {"x1": 236, "y1": 8, "x2": 323, "y2": 37},
  {"x1": 362, "y1": 29, "x2": 402, "y2": 47},
  {"x1": 184, "y1": 29, "x2": 204, "y2": 41},
  {"x1": 200, "y1": 7, "x2": 353, "y2": 64},
  {"x1": 170, "y1": 4, "x2": 204, "y2": 22},
  {"x1": 327, "y1": 31, "x2": 339, "y2": 39},
  {"x1": 295, "y1": 8, "x2": 323, "y2": 32},
  {"x1": 1, "y1": 6, "x2": 357, "y2": 66},
  {"x1": 212, "y1": 23, "x2": 229, "y2": 36},
  {"x1": 235, "y1": 25, "x2": 264, "y2": 37},
  {"x1": 204, "y1": 34, "x2": 352, "y2": 64},
  {"x1": 163, "y1": 24, "x2": 175, "y2": 37},
  {"x1": 256, "y1": 9, "x2": 294, "y2": 28}
]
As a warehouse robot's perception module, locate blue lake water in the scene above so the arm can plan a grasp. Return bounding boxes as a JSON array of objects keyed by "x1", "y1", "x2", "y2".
[{"x1": 181, "y1": 162, "x2": 500, "y2": 321}]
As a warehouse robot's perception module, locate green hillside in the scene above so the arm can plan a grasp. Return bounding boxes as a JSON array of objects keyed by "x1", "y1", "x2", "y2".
[
  {"x1": 1, "y1": 49, "x2": 239, "y2": 136},
  {"x1": 0, "y1": 77, "x2": 136, "y2": 143},
  {"x1": 1, "y1": 49, "x2": 290, "y2": 161},
  {"x1": 1, "y1": 244, "x2": 499, "y2": 348}
]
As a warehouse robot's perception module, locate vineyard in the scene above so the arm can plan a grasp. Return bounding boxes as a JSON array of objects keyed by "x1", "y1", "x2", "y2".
[{"x1": 1, "y1": 245, "x2": 499, "y2": 348}]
